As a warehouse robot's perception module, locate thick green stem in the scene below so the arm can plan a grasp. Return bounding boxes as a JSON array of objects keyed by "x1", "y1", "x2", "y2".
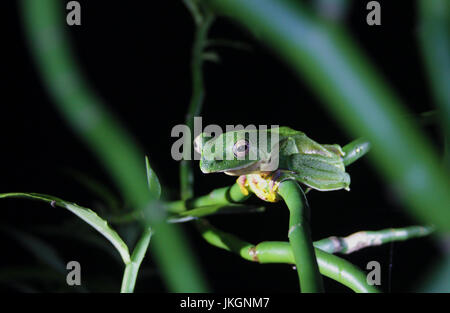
[
  {"x1": 278, "y1": 180, "x2": 324, "y2": 293},
  {"x1": 196, "y1": 220, "x2": 379, "y2": 293},
  {"x1": 121, "y1": 228, "x2": 153, "y2": 293}
]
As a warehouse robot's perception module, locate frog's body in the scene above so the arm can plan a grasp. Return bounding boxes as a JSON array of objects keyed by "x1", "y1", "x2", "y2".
[{"x1": 194, "y1": 127, "x2": 350, "y2": 202}]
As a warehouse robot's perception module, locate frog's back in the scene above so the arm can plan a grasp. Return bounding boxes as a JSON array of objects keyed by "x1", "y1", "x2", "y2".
[
  {"x1": 269, "y1": 127, "x2": 342, "y2": 159},
  {"x1": 269, "y1": 126, "x2": 303, "y2": 137}
]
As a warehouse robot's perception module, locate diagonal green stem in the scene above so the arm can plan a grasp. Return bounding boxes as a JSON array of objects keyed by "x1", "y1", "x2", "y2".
[
  {"x1": 277, "y1": 180, "x2": 324, "y2": 292},
  {"x1": 204, "y1": 0, "x2": 450, "y2": 231},
  {"x1": 21, "y1": 0, "x2": 208, "y2": 292},
  {"x1": 418, "y1": 1, "x2": 450, "y2": 141}
]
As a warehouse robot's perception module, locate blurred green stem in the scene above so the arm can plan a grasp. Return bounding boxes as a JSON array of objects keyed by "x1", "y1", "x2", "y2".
[
  {"x1": 204, "y1": 0, "x2": 450, "y2": 231},
  {"x1": 183, "y1": 0, "x2": 204, "y2": 26},
  {"x1": 418, "y1": 0, "x2": 450, "y2": 168},
  {"x1": 277, "y1": 180, "x2": 324, "y2": 293},
  {"x1": 21, "y1": 0, "x2": 208, "y2": 292},
  {"x1": 121, "y1": 228, "x2": 153, "y2": 293}
]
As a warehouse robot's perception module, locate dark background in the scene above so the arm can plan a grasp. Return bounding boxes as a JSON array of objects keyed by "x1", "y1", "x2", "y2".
[{"x1": 2, "y1": 0, "x2": 442, "y2": 292}]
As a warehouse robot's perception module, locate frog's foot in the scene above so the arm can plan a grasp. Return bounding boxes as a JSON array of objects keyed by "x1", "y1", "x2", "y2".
[
  {"x1": 236, "y1": 175, "x2": 250, "y2": 196},
  {"x1": 236, "y1": 171, "x2": 287, "y2": 202}
]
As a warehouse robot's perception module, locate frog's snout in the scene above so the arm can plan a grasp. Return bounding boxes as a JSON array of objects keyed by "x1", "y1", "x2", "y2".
[{"x1": 199, "y1": 158, "x2": 215, "y2": 174}]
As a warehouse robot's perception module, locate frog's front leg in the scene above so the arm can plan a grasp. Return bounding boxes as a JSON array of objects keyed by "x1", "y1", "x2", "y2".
[{"x1": 236, "y1": 170, "x2": 290, "y2": 202}]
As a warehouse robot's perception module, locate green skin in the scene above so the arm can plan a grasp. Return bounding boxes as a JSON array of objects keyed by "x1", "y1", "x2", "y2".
[{"x1": 194, "y1": 127, "x2": 350, "y2": 192}]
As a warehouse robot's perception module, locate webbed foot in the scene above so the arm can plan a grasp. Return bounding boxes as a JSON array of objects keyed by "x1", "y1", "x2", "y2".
[{"x1": 236, "y1": 170, "x2": 288, "y2": 202}]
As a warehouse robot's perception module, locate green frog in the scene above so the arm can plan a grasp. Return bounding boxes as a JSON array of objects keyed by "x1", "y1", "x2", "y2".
[{"x1": 194, "y1": 127, "x2": 350, "y2": 202}]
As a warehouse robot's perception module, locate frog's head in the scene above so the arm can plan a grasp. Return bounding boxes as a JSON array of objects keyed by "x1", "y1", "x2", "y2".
[{"x1": 194, "y1": 129, "x2": 280, "y2": 176}]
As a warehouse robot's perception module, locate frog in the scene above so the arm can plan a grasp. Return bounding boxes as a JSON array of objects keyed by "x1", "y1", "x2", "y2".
[{"x1": 194, "y1": 126, "x2": 350, "y2": 202}]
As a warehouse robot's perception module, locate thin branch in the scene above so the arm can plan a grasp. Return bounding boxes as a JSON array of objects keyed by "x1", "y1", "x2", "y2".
[{"x1": 180, "y1": 7, "x2": 215, "y2": 200}]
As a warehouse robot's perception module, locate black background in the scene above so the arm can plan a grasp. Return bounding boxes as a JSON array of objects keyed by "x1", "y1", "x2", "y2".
[{"x1": 2, "y1": 0, "x2": 442, "y2": 292}]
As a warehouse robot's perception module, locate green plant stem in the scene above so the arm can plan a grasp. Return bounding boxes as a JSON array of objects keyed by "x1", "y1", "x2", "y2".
[
  {"x1": 167, "y1": 183, "x2": 249, "y2": 213},
  {"x1": 314, "y1": 225, "x2": 434, "y2": 254},
  {"x1": 180, "y1": 7, "x2": 214, "y2": 200},
  {"x1": 342, "y1": 138, "x2": 371, "y2": 167},
  {"x1": 205, "y1": 0, "x2": 450, "y2": 231},
  {"x1": 105, "y1": 184, "x2": 251, "y2": 224},
  {"x1": 21, "y1": 0, "x2": 207, "y2": 292},
  {"x1": 196, "y1": 220, "x2": 379, "y2": 293},
  {"x1": 121, "y1": 228, "x2": 153, "y2": 293},
  {"x1": 277, "y1": 180, "x2": 324, "y2": 293}
]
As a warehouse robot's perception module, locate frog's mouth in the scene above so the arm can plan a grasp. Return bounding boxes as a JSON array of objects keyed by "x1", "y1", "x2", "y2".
[
  {"x1": 200, "y1": 160, "x2": 261, "y2": 175},
  {"x1": 223, "y1": 155, "x2": 280, "y2": 175},
  {"x1": 201, "y1": 155, "x2": 279, "y2": 175},
  {"x1": 222, "y1": 161, "x2": 262, "y2": 176}
]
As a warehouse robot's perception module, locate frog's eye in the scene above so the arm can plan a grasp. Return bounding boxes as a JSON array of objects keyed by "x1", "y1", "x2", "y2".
[{"x1": 233, "y1": 139, "x2": 250, "y2": 158}]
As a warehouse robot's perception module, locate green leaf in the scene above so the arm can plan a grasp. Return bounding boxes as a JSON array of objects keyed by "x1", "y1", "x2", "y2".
[
  {"x1": 145, "y1": 156, "x2": 161, "y2": 201},
  {"x1": 0, "y1": 193, "x2": 131, "y2": 264},
  {"x1": 168, "y1": 204, "x2": 265, "y2": 223}
]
